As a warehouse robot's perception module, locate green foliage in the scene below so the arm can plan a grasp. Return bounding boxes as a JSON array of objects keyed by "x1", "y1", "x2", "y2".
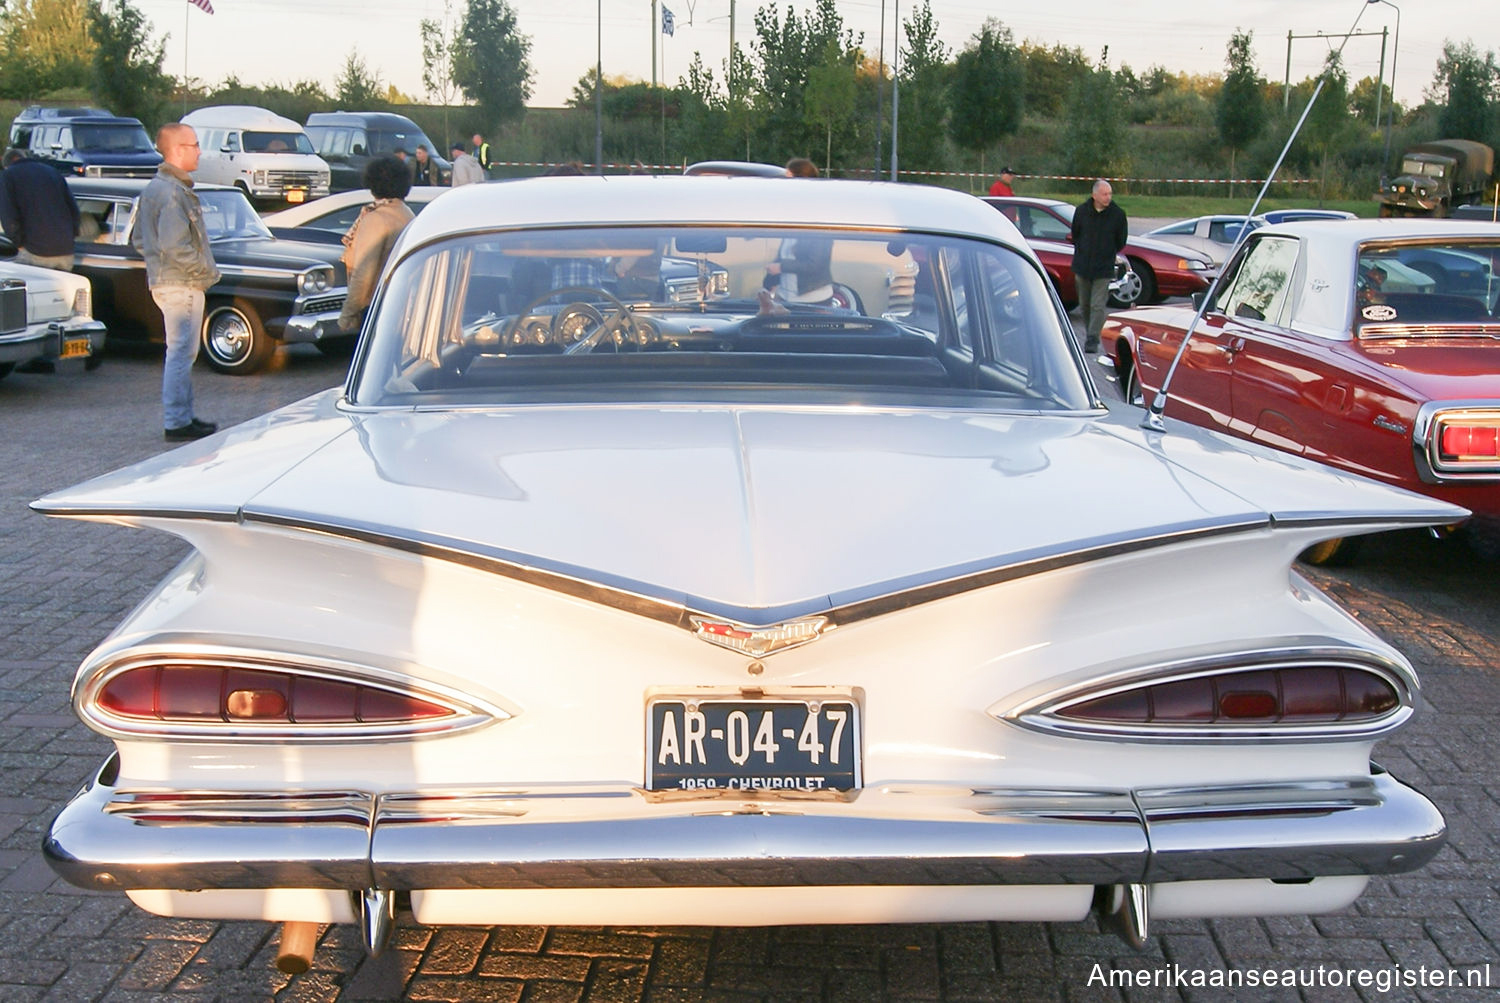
[
  {"x1": 1064, "y1": 50, "x2": 1127, "y2": 177},
  {"x1": 1428, "y1": 40, "x2": 1497, "y2": 142},
  {"x1": 1216, "y1": 29, "x2": 1265, "y2": 173},
  {"x1": 750, "y1": 0, "x2": 859, "y2": 163},
  {"x1": 0, "y1": 0, "x2": 91, "y2": 99},
  {"x1": 805, "y1": 44, "x2": 857, "y2": 168},
  {"x1": 947, "y1": 18, "x2": 1024, "y2": 156},
  {"x1": 452, "y1": 0, "x2": 533, "y2": 130},
  {"x1": 1019, "y1": 41, "x2": 1089, "y2": 118},
  {"x1": 420, "y1": 2, "x2": 459, "y2": 109},
  {"x1": 334, "y1": 50, "x2": 384, "y2": 109},
  {"x1": 889, "y1": 0, "x2": 948, "y2": 173},
  {"x1": 197, "y1": 76, "x2": 333, "y2": 126},
  {"x1": 85, "y1": 0, "x2": 171, "y2": 127}
]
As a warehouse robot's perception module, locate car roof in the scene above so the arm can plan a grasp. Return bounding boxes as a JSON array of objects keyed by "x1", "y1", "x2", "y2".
[
  {"x1": 66, "y1": 177, "x2": 235, "y2": 197},
  {"x1": 400, "y1": 176, "x2": 1027, "y2": 250},
  {"x1": 683, "y1": 161, "x2": 790, "y2": 177},
  {"x1": 982, "y1": 195, "x2": 1070, "y2": 209},
  {"x1": 1256, "y1": 218, "x2": 1500, "y2": 337},
  {"x1": 262, "y1": 186, "x2": 450, "y2": 226},
  {"x1": 306, "y1": 111, "x2": 426, "y2": 128}
]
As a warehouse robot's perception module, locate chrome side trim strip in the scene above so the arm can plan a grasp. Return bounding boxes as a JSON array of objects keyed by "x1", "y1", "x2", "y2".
[{"x1": 43, "y1": 758, "x2": 1446, "y2": 893}]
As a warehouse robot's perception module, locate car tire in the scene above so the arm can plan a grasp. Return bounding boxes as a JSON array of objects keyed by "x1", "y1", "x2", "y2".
[
  {"x1": 1131, "y1": 260, "x2": 1159, "y2": 304},
  {"x1": 1460, "y1": 520, "x2": 1500, "y2": 561},
  {"x1": 84, "y1": 353, "x2": 104, "y2": 371},
  {"x1": 314, "y1": 335, "x2": 358, "y2": 358},
  {"x1": 201, "y1": 298, "x2": 274, "y2": 375},
  {"x1": 1120, "y1": 359, "x2": 1144, "y2": 407},
  {"x1": 0, "y1": 362, "x2": 14, "y2": 380},
  {"x1": 1298, "y1": 537, "x2": 1363, "y2": 567}
]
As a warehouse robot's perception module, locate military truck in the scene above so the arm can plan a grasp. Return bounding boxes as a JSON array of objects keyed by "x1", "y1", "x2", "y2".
[{"x1": 1377, "y1": 139, "x2": 1496, "y2": 217}]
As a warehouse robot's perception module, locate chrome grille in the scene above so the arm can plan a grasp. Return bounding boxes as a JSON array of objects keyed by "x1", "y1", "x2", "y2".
[{"x1": 298, "y1": 294, "x2": 346, "y2": 314}]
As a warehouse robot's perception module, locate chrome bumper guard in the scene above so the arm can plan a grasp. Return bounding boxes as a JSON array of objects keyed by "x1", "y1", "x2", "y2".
[
  {"x1": 0, "y1": 319, "x2": 106, "y2": 364},
  {"x1": 44, "y1": 756, "x2": 1445, "y2": 893},
  {"x1": 280, "y1": 309, "x2": 345, "y2": 344}
]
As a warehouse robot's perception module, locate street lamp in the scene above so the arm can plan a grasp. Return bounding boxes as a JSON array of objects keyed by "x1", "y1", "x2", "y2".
[{"x1": 1367, "y1": 0, "x2": 1400, "y2": 171}]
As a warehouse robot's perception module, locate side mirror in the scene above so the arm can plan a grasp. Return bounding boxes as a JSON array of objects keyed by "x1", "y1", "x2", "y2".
[{"x1": 1191, "y1": 290, "x2": 1208, "y2": 311}]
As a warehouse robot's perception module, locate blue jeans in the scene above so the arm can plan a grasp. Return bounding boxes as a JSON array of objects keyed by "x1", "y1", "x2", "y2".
[{"x1": 152, "y1": 286, "x2": 204, "y2": 429}]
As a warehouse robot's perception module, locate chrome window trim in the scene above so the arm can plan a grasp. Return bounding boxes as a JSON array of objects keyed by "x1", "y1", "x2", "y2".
[
  {"x1": 76, "y1": 640, "x2": 506, "y2": 742},
  {"x1": 1000, "y1": 641, "x2": 1417, "y2": 743},
  {"x1": 1412, "y1": 399, "x2": 1500, "y2": 483}
]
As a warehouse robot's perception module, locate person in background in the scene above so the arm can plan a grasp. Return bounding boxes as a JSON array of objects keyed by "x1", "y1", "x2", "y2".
[
  {"x1": 0, "y1": 148, "x2": 80, "y2": 271},
  {"x1": 450, "y1": 143, "x2": 484, "y2": 186},
  {"x1": 410, "y1": 144, "x2": 440, "y2": 187},
  {"x1": 988, "y1": 166, "x2": 1017, "y2": 197},
  {"x1": 134, "y1": 123, "x2": 220, "y2": 441},
  {"x1": 392, "y1": 147, "x2": 408, "y2": 166},
  {"x1": 785, "y1": 157, "x2": 819, "y2": 178},
  {"x1": 1069, "y1": 179, "x2": 1128, "y2": 354},
  {"x1": 338, "y1": 155, "x2": 415, "y2": 335},
  {"x1": 471, "y1": 133, "x2": 492, "y2": 177}
]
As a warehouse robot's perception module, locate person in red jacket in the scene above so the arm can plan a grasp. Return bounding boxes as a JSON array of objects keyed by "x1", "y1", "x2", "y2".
[{"x1": 988, "y1": 166, "x2": 1016, "y2": 197}]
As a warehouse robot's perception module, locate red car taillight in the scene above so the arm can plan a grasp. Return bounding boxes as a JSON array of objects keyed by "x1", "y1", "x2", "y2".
[
  {"x1": 1057, "y1": 666, "x2": 1399, "y2": 725},
  {"x1": 1438, "y1": 420, "x2": 1500, "y2": 463},
  {"x1": 98, "y1": 664, "x2": 453, "y2": 723}
]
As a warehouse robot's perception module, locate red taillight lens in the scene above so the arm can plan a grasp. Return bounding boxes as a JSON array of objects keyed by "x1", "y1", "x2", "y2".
[
  {"x1": 97, "y1": 665, "x2": 452, "y2": 724},
  {"x1": 1061, "y1": 666, "x2": 1399, "y2": 725},
  {"x1": 1438, "y1": 422, "x2": 1500, "y2": 461}
]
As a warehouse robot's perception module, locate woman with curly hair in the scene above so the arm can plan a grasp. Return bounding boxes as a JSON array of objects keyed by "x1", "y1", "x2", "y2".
[{"x1": 338, "y1": 155, "x2": 416, "y2": 333}]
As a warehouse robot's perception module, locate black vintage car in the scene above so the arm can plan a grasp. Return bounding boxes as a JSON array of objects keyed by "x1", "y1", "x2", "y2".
[{"x1": 62, "y1": 178, "x2": 348, "y2": 374}]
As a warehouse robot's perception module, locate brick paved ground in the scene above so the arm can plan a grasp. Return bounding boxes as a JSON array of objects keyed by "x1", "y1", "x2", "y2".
[{"x1": 1, "y1": 348, "x2": 1495, "y2": 1001}]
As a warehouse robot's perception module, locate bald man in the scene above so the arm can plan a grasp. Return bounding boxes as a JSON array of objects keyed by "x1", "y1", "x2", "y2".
[
  {"x1": 134, "y1": 122, "x2": 221, "y2": 440},
  {"x1": 1069, "y1": 179, "x2": 1127, "y2": 353}
]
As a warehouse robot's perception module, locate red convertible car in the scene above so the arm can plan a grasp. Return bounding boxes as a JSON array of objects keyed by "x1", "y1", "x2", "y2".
[
  {"x1": 1101, "y1": 219, "x2": 1500, "y2": 560},
  {"x1": 983, "y1": 196, "x2": 1215, "y2": 305}
]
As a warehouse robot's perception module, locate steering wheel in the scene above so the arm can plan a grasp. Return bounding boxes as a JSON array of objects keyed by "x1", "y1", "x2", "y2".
[{"x1": 505, "y1": 285, "x2": 633, "y2": 354}]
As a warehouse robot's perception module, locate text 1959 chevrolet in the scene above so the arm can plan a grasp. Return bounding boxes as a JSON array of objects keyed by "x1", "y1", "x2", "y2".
[
  {"x1": 1101, "y1": 219, "x2": 1500, "y2": 561},
  {"x1": 37, "y1": 178, "x2": 1455, "y2": 968}
]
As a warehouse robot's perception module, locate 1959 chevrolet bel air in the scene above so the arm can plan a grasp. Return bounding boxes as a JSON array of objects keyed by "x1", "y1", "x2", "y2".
[{"x1": 37, "y1": 177, "x2": 1454, "y2": 970}]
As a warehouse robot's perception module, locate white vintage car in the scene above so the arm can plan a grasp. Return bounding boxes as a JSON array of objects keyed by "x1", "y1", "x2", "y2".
[
  {"x1": 0, "y1": 258, "x2": 107, "y2": 377},
  {"x1": 37, "y1": 177, "x2": 1456, "y2": 970}
]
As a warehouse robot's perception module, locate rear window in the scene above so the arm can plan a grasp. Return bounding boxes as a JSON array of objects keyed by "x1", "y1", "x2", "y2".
[
  {"x1": 350, "y1": 225, "x2": 1090, "y2": 412},
  {"x1": 1356, "y1": 240, "x2": 1500, "y2": 334}
]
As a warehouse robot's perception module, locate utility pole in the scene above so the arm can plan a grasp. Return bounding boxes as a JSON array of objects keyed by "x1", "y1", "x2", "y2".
[{"x1": 889, "y1": 0, "x2": 900, "y2": 181}]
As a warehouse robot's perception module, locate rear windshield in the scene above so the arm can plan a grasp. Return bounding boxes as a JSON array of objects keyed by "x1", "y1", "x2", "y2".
[
  {"x1": 243, "y1": 131, "x2": 315, "y2": 155},
  {"x1": 349, "y1": 225, "x2": 1091, "y2": 411},
  {"x1": 72, "y1": 124, "x2": 154, "y2": 153},
  {"x1": 1356, "y1": 239, "x2": 1500, "y2": 334},
  {"x1": 370, "y1": 130, "x2": 441, "y2": 158}
]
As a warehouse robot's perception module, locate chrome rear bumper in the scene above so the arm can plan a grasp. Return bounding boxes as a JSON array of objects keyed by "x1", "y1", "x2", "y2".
[{"x1": 45, "y1": 756, "x2": 1445, "y2": 893}]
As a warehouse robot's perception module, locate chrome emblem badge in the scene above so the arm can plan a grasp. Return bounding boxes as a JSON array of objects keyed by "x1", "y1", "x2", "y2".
[
  {"x1": 1362, "y1": 304, "x2": 1398, "y2": 322},
  {"x1": 690, "y1": 616, "x2": 830, "y2": 656}
]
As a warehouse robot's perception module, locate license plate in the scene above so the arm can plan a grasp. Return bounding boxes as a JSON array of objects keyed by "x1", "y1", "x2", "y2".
[
  {"x1": 285, "y1": 189, "x2": 307, "y2": 203},
  {"x1": 59, "y1": 336, "x2": 91, "y2": 359},
  {"x1": 646, "y1": 697, "x2": 859, "y2": 793}
]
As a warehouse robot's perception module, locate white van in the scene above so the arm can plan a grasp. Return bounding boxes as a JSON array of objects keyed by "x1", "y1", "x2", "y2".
[{"x1": 181, "y1": 105, "x2": 331, "y2": 205}]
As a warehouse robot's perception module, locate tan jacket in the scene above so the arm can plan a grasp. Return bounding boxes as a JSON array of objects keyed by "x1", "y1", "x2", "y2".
[{"x1": 339, "y1": 199, "x2": 414, "y2": 332}]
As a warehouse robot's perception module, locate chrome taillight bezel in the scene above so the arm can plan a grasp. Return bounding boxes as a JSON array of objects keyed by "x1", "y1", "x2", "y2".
[
  {"x1": 1413, "y1": 400, "x2": 1500, "y2": 482},
  {"x1": 76, "y1": 642, "x2": 505, "y2": 742},
  {"x1": 1001, "y1": 643, "x2": 1417, "y2": 743}
]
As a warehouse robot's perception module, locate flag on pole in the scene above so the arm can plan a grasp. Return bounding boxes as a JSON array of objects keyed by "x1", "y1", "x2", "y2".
[
  {"x1": 190, "y1": 0, "x2": 214, "y2": 13},
  {"x1": 661, "y1": 6, "x2": 674, "y2": 36}
]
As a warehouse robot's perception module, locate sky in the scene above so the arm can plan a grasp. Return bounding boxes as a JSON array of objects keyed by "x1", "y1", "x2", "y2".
[{"x1": 135, "y1": 0, "x2": 1493, "y2": 112}]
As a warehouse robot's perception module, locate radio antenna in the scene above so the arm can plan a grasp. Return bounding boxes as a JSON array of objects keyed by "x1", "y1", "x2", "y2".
[{"x1": 1142, "y1": 2, "x2": 1374, "y2": 431}]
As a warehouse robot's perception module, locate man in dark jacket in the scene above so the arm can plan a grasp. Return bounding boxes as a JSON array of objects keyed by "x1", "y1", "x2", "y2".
[
  {"x1": 1070, "y1": 179, "x2": 1127, "y2": 353},
  {"x1": 0, "y1": 149, "x2": 80, "y2": 271}
]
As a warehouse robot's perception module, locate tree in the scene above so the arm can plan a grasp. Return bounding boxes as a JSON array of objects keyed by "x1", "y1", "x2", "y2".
[
  {"x1": 452, "y1": 0, "x2": 533, "y2": 129},
  {"x1": 805, "y1": 42, "x2": 856, "y2": 169},
  {"x1": 1064, "y1": 49, "x2": 1126, "y2": 178},
  {"x1": 948, "y1": 18, "x2": 1024, "y2": 166},
  {"x1": 1301, "y1": 51, "x2": 1355, "y2": 200},
  {"x1": 420, "y1": 0, "x2": 460, "y2": 143},
  {"x1": 0, "y1": 0, "x2": 93, "y2": 99},
  {"x1": 1427, "y1": 40, "x2": 1497, "y2": 141},
  {"x1": 894, "y1": 0, "x2": 950, "y2": 175},
  {"x1": 85, "y1": 0, "x2": 171, "y2": 126},
  {"x1": 1019, "y1": 41, "x2": 1089, "y2": 118},
  {"x1": 1215, "y1": 29, "x2": 1266, "y2": 189},
  {"x1": 334, "y1": 49, "x2": 383, "y2": 108},
  {"x1": 751, "y1": 0, "x2": 859, "y2": 164}
]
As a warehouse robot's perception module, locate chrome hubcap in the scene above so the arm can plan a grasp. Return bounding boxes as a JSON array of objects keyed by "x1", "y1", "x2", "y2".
[{"x1": 206, "y1": 310, "x2": 251, "y2": 363}]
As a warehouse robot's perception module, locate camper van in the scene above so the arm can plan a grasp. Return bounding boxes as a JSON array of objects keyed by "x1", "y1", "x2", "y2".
[
  {"x1": 305, "y1": 111, "x2": 451, "y2": 191},
  {"x1": 181, "y1": 105, "x2": 330, "y2": 206}
]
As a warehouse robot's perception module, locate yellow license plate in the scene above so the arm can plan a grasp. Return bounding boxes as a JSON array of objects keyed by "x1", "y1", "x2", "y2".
[
  {"x1": 285, "y1": 189, "x2": 307, "y2": 204},
  {"x1": 60, "y1": 337, "x2": 92, "y2": 360}
]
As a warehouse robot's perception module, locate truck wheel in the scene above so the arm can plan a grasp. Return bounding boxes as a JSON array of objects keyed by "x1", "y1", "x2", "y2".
[{"x1": 201, "y1": 298, "x2": 274, "y2": 374}]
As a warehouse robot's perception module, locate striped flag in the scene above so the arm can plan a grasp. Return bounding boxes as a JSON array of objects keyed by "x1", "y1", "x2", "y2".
[{"x1": 190, "y1": 0, "x2": 214, "y2": 12}]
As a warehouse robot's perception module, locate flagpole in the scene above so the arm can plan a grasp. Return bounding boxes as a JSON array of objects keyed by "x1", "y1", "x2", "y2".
[{"x1": 183, "y1": 2, "x2": 190, "y2": 115}]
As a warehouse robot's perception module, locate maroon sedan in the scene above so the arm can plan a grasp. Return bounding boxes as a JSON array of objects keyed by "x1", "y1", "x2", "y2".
[
  {"x1": 984, "y1": 196, "x2": 1215, "y2": 305},
  {"x1": 1101, "y1": 219, "x2": 1500, "y2": 561}
]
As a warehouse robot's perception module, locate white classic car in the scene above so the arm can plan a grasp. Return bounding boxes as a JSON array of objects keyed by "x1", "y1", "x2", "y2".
[
  {"x1": 0, "y1": 258, "x2": 107, "y2": 377},
  {"x1": 37, "y1": 177, "x2": 1456, "y2": 971}
]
